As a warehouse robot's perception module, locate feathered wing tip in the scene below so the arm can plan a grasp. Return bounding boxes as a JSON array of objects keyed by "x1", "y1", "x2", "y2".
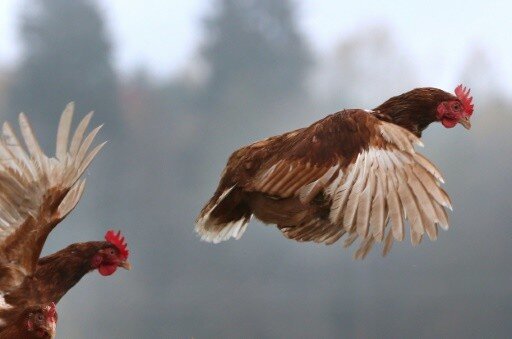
[
  {"x1": 51, "y1": 103, "x2": 106, "y2": 218},
  {"x1": 57, "y1": 179, "x2": 87, "y2": 218},
  {"x1": 195, "y1": 214, "x2": 249, "y2": 244},
  {"x1": 326, "y1": 122, "x2": 451, "y2": 259},
  {"x1": 17, "y1": 102, "x2": 105, "y2": 185},
  {"x1": 195, "y1": 186, "x2": 250, "y2": 243},
  {"x1": 56, "y1": 102, "x2": 75, "y2": 160},
  {"x1": 0, "y1": 103, "x2": 105, "y2": 240},
  {"x1": 53, "y1": 103, "x2": 107, "y2": 187}
]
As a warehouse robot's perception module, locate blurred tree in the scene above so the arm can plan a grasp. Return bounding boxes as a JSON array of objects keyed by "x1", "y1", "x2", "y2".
[
  {"x1": 7, "y1": 0, "x2": 129, "y2": 247},
  {"x1": 312, "y1": 25, "x2": 415, "y2": 111},
  {"x1": 460, "y1": 46, "x2": 502, "y2": 101},
  {"x1": 172, "y1": 0, "x2": 314, "y2": 196},
  {"x1": 0, "y1": 68, "x2": 11, "y2": 114},
  {"x1": 200, "y1": 0, "x2": 311, "y2": 126},
  {"x1": 7, "y1": 0, "x2": 122, "y2": 147}
]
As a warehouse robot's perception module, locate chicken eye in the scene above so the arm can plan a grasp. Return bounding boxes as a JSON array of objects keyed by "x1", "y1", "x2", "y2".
[
  {"x1": 452, "y1": 102, "x2": 461, "y2": 111},
  {"x1": 108, "y1": 249, "x2": 115, "y2": 255},
  {"x1": 37, "y1": 314, "x2": 44, "y2": 321}
]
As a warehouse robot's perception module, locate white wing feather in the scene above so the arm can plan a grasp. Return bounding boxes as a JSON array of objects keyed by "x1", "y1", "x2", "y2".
[
  {"x1": 325, "y1": 121, "x2": 451, "y2": 258},
  {"x1": 0, "y1": 103, "x2": 104, "y2": 244}
]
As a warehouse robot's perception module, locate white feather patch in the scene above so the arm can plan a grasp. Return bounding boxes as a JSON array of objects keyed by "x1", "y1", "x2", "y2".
[
  {"x1": 325, "y1": 129, "x2": 451, "y2": 258},
  {"x1": 0, "y1": 294, "x2": 12, "y2": 310},
  {"x1": 195, "y1": 186, "x2": 250, "y2": 243},
  {"x1": 0, "y1": 104, "x2": 104, "y2": 243}
]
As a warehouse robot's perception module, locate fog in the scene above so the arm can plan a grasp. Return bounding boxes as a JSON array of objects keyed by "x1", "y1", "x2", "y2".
[{"x1": 0, "y1": 1, "x2": 511, "y2": 338}]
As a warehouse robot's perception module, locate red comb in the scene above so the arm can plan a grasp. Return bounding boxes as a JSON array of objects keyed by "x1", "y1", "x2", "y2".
[
  {"x1": 105, "y1": 230, "x2": 129, "y2": 260},
  {"x1": 454, "y1": 84, "x2": 474, "y2": 116}
]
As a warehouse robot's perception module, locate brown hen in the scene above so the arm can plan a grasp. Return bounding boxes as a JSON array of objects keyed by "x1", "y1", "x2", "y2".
[{"x1": 196, "y1": 86, "x2": 474, "y2": 258}]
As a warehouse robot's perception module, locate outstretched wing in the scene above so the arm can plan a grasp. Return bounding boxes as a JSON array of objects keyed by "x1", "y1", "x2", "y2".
[
  {"x1": 246, "y1": 110, "x2": 451, "y2": 258},
  {"x1": 328, "y1": 121, "x2": 451, "y2": 258},
  {"x1": 0, "y1": 103, "x2": 105, "y2": 281}
]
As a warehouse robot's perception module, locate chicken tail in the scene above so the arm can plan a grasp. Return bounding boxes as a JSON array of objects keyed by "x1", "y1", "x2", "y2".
[{"x1": 195, "y1": 186, "x2": 251, "y2": 243}]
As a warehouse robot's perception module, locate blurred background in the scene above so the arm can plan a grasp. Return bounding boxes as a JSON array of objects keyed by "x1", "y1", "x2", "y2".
[{"x1": 1, "y1": 0, "x2": 511, "y2": 338}]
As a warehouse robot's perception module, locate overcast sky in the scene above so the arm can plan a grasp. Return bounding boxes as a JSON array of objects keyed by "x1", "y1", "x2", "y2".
[{"x1": 1, "y1": 0, "x2": 510, "y2": 92}]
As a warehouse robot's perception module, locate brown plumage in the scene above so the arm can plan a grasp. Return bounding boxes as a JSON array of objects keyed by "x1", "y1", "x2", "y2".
[
  {"x1": 3, "y1": 241, "x2": 130, "y2": 313},
  {"x1": 196, "y1": 86, "x2": 474, "y2": 258},
  {"x1": 0, "y1": 303, "x2": 57, "y2": 339},
  {"x1": 0, "y1": 104, "x2": 130, "y2": 332}
]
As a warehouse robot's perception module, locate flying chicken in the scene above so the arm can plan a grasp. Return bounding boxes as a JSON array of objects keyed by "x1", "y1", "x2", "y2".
[{"x1": 196, "y1": 85, "x2": 474, "y2": 258}]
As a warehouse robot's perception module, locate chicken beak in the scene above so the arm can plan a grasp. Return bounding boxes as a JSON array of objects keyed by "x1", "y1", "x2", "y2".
[
  {"x1": 458, "y1": 116, "x2": 471, "y2": 130},
  {"x1": 119, "y1": 260, "x2": 132, "y2": 270}
]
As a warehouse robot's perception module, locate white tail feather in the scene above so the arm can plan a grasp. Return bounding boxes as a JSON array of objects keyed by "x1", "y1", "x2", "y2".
[{"x1": 195, "y1": 186, "x2": 250, "y2": 243}]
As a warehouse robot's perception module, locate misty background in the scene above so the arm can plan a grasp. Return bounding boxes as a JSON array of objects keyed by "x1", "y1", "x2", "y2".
[{"x1": 0, "y1": 0, "x2": 511, "y2": 338}]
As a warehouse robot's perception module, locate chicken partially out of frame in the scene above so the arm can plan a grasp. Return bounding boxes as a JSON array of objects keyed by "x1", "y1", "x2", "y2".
[
  {"x1": 0, "y1": 303, "x2": 57, "y2": 339},
  {"x1": 196, "y1": 85, "x2": 474, "y2": 259},
  {"x1": 0, "y1": 103, "x2": 130, "y2": 333}
]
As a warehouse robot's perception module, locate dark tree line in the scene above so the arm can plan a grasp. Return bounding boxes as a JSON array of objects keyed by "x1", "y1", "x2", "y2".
[{"x1": 8, "y1": 0, "x2": 121, "y2": 140}]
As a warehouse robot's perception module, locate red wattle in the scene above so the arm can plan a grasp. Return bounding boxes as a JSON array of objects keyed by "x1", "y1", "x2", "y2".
[
  {"x1": 99, "y1": 264, "x2": 118, "y2": 276},
  {"x1": 442, "y1": 118, "x2": 457, "y2": 128}
]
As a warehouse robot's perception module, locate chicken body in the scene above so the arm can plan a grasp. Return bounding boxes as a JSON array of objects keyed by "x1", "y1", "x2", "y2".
[
  {"x1": 1, "y1": 241, "x2": 130, "y2": 322},
  {"x1": 0, "y1": 303, "x2": 57, "y2": 339},
  {"x1": 196, "y1": 86, "x2": 474, "y2": 258}
]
